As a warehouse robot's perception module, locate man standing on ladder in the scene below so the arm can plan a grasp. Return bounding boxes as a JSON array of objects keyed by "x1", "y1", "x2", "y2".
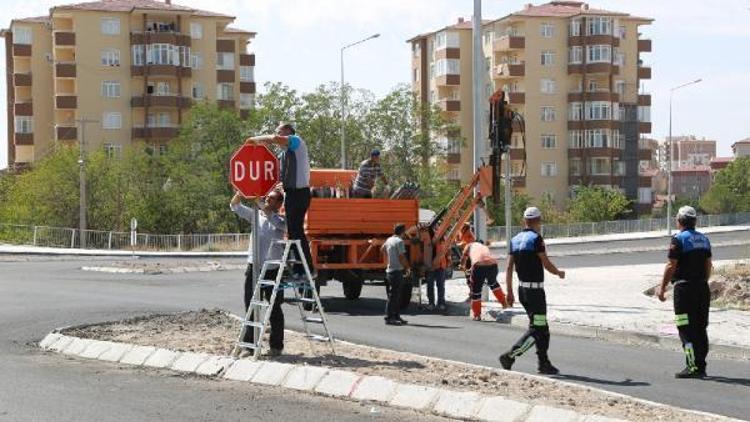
[{"x1": 230, "y1": 190, "x2": 287, "y2": 356}]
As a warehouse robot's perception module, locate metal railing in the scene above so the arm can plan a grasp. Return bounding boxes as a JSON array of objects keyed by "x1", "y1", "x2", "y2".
[
  {"x1": 486, "y1": 212, "x2": 750, "y2": 243},
  {"x1": 0, "y1": 224, "x2": 249, "y2": 252}
]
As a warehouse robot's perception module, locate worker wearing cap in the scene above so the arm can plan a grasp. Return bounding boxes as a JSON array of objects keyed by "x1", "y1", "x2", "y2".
[
  {"x1": 657, "y1": 205, "x2": 713, "y2": 378},
  {"x1": 352, "y1": 149, "x2": 388, "y2": 198},
  {"x1": 246, "y1": 123, "x2": 313, "y2": 276},
  {"x1": 499, "y1": 207, "x2": 565, "y2": 375},
  {"x1": 462, "y1": 240, "x2": 508, "y2": 320}
]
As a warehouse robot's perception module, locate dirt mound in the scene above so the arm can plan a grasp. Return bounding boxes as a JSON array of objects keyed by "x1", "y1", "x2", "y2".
[{"x1": 711, "y1": 263, "x2": 750, "y2": 310}]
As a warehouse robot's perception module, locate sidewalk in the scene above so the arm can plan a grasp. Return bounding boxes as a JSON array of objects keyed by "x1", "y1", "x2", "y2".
[{"x1": 436, "y1": 259, "x2": 750, "y2": 354}]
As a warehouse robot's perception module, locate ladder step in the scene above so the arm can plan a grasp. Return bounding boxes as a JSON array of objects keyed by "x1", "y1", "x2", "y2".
[
  {"x1": 258, "y1": 280, "x2": 277, "y2": 287},
  {"x1": 249, "y1": 300, "x2": 270, "y2": 308},
  {"x1": 285, "y1": 297, "x2": 317, "y2": 304},
  {"x1": 304, "y1": 317, "x2": 324, "y2": 324},
  {"x1": 242, "y1": 321, "x2": 265, "y2": 329},
  {"x1": 236, "y1": 342, "x2": 260, "y2": 350},
  {"x1": 264, "y1": 259, "x2": 303, "y2": 266},
  {"x1": 307, "y1": 335, "x2": 330, "y2": 342}
]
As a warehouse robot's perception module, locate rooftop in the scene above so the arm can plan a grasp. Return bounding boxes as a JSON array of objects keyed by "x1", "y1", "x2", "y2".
[
  {"x1": 733, "y1": 138, "x2": 750, "y2": 146},
  {"x1": 495, "y1": 1, "x2": 652, "y2": 23},
  {"x1": 51, "y1": 0, "x2": 233, "y2": 18},
  {"x1": 407, "y1": 17, "x2": 491, "y2": 42}
]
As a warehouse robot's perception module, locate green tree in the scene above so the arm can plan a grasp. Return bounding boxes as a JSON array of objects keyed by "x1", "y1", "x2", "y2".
[
  {"x1": 567, "y1": 185, "x2": 632, "y2": 222},
  {"x1": 700, "y1": 157, "x2": 750, "y2": 214}
]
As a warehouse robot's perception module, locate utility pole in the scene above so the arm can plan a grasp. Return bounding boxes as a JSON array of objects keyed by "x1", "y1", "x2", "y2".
[
  {"x1": 472, "y1": 0, "x2": 486, "y2": 241},
  {"x1": 76, "y1": 118, "x2": 98, "y2": 249}
]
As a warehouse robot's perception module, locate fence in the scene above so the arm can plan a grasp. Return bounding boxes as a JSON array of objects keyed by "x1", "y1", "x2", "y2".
[
  {"x1": 486, "y1": 212, "x2": 750, "y2": 243},
  {"x1": 0, "y1": 224, "x2": 249, "y2": 252}
]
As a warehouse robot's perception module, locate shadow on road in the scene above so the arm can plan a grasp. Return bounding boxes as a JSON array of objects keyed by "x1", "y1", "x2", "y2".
[
  {"x1": 403, "y1": 323, "x2": 462, "y2": 330},
  {"x1": 553, "y1": 373, "x2": 650, "y2": 387},
  {"x1": 703, "y1": 375, "x2": 750, "y2": 387}
]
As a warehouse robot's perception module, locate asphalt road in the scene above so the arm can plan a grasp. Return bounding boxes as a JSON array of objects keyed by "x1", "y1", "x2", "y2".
[{"x1": 1, "y1": 235, "x2": 748, "y2": 420}]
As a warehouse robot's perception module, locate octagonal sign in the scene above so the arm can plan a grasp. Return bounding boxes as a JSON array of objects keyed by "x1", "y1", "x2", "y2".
[{"x1": 229, "y1": 144, "x2": 280, "y2": 197}]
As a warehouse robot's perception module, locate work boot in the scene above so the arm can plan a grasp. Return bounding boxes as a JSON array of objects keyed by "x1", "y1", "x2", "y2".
[
  {"x1": 675, "y1": 367, "x2": 706, "y2": 379},
  {"x1": 538, "y1": 360, "x2": 560, "y2": 375},
  {"x1": 396, "y1": 317, "x2": 409, "y2": 325},
  {"x1": 267, "y1": 348, "x2": 282, "y2": 357},
  {"x1": 498, "y1": 352, "x2": 515, "y2": 370}
]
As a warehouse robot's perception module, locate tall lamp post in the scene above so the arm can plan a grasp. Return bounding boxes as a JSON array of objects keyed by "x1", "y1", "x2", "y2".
[
  {"x1": 666, "y1": 78, "x2": 702, "y2": 235},
  {"x1": 340, "y1": 33, "x2": 380, "y2": 169}
]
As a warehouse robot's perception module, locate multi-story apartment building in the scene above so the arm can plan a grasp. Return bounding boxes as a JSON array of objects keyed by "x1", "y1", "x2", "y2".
[
  {"x1": 732, "y1": 138, "x2": 750, "y2": 158},
  {"x1": 408, "y1": 1, "x2": 653, "y2": 211},
  {"x1": 662, "y1": 135, "x2": 717, "y2": 170},
  {"x1": 3, "y1": 0, "x2": 256, "y2": 170}
]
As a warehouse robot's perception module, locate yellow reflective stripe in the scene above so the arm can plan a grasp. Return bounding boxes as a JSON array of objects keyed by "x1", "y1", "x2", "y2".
[
  {"x1": 533, "y1": 314, "x2": 548, "y2": 326},
  {"x1": 684, "y1": 343, "x2": 698, "y2": 371},
  {"x1": 675, "y1": 313, "x2": 689, "y2": 327}
]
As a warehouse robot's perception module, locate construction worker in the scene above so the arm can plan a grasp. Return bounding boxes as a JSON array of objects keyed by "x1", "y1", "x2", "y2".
[
  {"x1": 246, "y1": 122, "x2": 313, "y2": 277},
  {"x1": 456, "y1": 222, "x2": 476, "y2": 250},
  {"x1": 230, "y1": 190, "x2": 287, "y2": 356},
  {"x1": 499, "y1": 207, "x2": 565, "y2": 375},
  {"x1": 426, "y1": 236, "x2": 450, "y2": 312},
  {"x1": 462, "y1": 240, "x2": 508, "y2": 321},
  {"x1": 657, "y1": 205, "x2": 712, "y2": 378},
  {"x1": 352, "y1": 149, "x2": 388, "y2": 198},
  {"x1": 381, "y1": 223, "x2": 410, "y2": 326}
]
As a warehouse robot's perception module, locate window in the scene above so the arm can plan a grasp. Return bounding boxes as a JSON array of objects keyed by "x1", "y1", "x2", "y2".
[
  {"x1": 588, "y1": 79, "x2": 600, "y2": 92},
  {"x1": 617, "y1": 25, "x2": 627, "y2": 39},
  {"x1": 15, "y1": 116, "x2": 33, "y2": 133},
  {"x1": 541, "y1": 162, "x2": 557, "y2": 177},
  {"x1": 217, "y1": 52, "x2": 234, "y2": 70},
  {"x1": 158, "y1": 144, "x2": 169, "y2": 155},
  {"x1": 447, "y1": 139, "x2": 461, "y2": 154},
  {"x1": 638, "y1": 106, "x2": 651, "y2": 122},
  {"x1": 147, "y1": 112, "x2": 171, "y2": 127},
  {"x1": 101, "y1": 80, "x2": 121, "y2": 98},
  {"x1": 585, "y1": 129, "x2": 610, "y2": 148},
  {"x1": 638, "y1": 187, "x2": 652, "y2": 204},
  {"x1": 568, "y1": 46, "x2": 583, "y2": 64},
  {"x1": 155, "y1": 81, "x2": 170, "y2": 96},
  {"x1": 569, "y1": 131, "x2": 584, "y2": 148},
  {"x1": 434, "y1": 58, "x2": 460, "y2": 76},
  {"x1": 132, "y1": 45, "x2": 145, "y2": 66},
  {"x1": 613, "y1": 160, "x2": 626, "y2": 176},
  {"x1": 614, "y1": 80, "x2": 625, "y2": 95},
  {"x1": 541, "y1": 50, "x2": 555, "y2": 66},
  {"x1": 240, "y1": 66, "x2": 254, "y2": 82},
  {"x1": 585, "y1": 101, "x2": 612, "y2": 120},
  {"x1": 483, "y1": 30, "x2": 493, "y2": 46},
  {"x1": 569, "y1": 19, "x2": 582, "y2": 36},
  {"x1": 413, "y1": 68, "x2": 418, "y2": 82},
  {"x1": 612, "y1": 131, "x2": 624, "y2": 149},
  {"x1": 447, "y1": 167, "x2": 460, "y2": 180},
  {"x1": 540, "y1": 78, "x2": 556, "y2": 94},
  {"x1": 568, "y1": 102, "x2": 583, "y2": 121},
  {"x1": 100, "y1": 48, "x2": 120, "y2": 66},
  {"x1": 614, "y1": 49, "x2": 625, "y2": 66},
  {"x1": 101, "y1": 17, "x2": 120, "y2": 35},
  {"x1": 217, "y1": 83, "x2": 234, "y2": 100},
  {"x1": 570, "y1": 158, "x2": 582, "y2": 176},
  {"x1": 12, "y1": 26, "x2": 32, "y2": 44},
  {"x1": 147, "y1": 44, "x2": 179, "y2": 65},
  {"x1": 587, "y1": 16, "x2": 612, "y2": 35},
  {"x1": 240, "y1": 93, "x2": 253, "y2": 109},
  {"x1": 190, "y1": 52, "x2": 203, "y2": 69},
  {"x1": 190, "y1": 22, "x2": 203, "y2": 39},
  {"x1": 589, "y1": 157, "x2": 611, "y2": 175},
  {"x1": 179, "y1": 46, "x2": 191, "y2": 67},
  {"x1": 435, "y1": 31, "x2": 460, "y2": 49},
  {"x1": 541, "y1": 134, "x2": 556, "y2": 149},
  {"x1": 192, "y1": 83, "x2": 204, "y2": 99},
  {"x1": 102, "y1": 112, "x2": 122, "y2": 129},
  {"x1": 103, "y1": 143, "x2": 122, "y2": 159},
  {"x1": 540, "y1": 23, "x2": 554, "y2": 38},
  {"x1": 587, "y1": 45, "x2": 612, "y2": 63},
  {"x1": 541, "y1": 106, "x2": 556, "y2": 122}
]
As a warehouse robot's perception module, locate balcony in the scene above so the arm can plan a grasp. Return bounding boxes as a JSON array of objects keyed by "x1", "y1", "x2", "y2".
[
  {"x1": 507, "y1": 92, "x2": 525, "y2": 104},
  {"x1": 240, "y1": 54, "x2": 255, "y2": 66},
  {"x1": 638, "y1": 149, "x2": 653, "y2": 160},
  {"x1": 56, "y1": 125, "x2": 77, "y2": 141},
  {"x1": 131, "y1": 95, "x2": 192, "y2": 108},
  {"x1": 512, "y1": 176, "x2": 526, "y2": 188},
  {"x1": 569, "y1": 34, "x2": 620, "y2": 47},
  {"x1": 567, "y1": 147, "x2": 623, "y2": 158},
  {"x1": 54, "y1": 31, "x2": 75, "y2": 46},
  {"x1": 217, "y1": 99, "x2": 236, "y2": 109},
  {"x1": 240, "y1": 82, "x2": 256, "y2": 94},
  {"x1": 638, "y1": 122, "x2": 652, "y2": 133},
  {"x1": 216, "y1": 39, "x2": 235, "y2": 53},
  {"x1": 639, "y1": 176, "x2": 653, "y2": 187},
  {"x1": 132, "y1": 125, "x2": 179, "y2": 140},
  {"x1": 638, "y1": 39, "x2": 652, "y2": 53},
  {"x1": 130, "y1": 32, "x2": 191, "y2": 46},
  {"x1": 494, "y1": 63, "x2": 525, "y2": 79},
  {"x1": 447, "y1": 153, "x2": 461, "y2": 164},
  {"x1": 436, "y1": 99, "x2": 460, "y2": 112},
  {"x1": 14, "y1": 102, "x2": 33, "y2": 116},
  {"x1": 12, "y1": 44, "x2": 31, "y2": 56},
  {"x1": 55, "y1": 95, "x2": 77, "y2": 109},
  {"x1": 217, "y1": 69, "x2": 236, "y2": 83},
  {"x1": 55, "y1": 62, "x2": 76, "y2": 78},
  {"x1": 638, "y1": 94, "x2": 651, "y2": 106},
  {"x1": 131, "y1": 64, "x2": 192, "y2": 77},
  {"x1": 435, "y1": 47, "x2": 460, "y2": 60},
  {"x1": 435, "y1": 74, "x2": 460, "y2": 86},
  {"x1": 568, "y1": 91, "x2": 619, "y2": 102},
  {"x1": 638, "y1": 66, "x2": 652, "y2": 79},
  {"x1": 14, "y1": 132, "x2": 34, "y2": 145},
  {"x1": 13, "y1": 72, "x2": 32, "y2": 86},
  {"x1": 567, "y1": 120, "x2": 620, "y2": 130},
  {"x1": 493, "y1": 35, "x2": 525, "y2": 51}
]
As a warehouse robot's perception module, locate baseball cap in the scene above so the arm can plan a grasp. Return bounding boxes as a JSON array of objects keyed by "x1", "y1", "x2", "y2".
[
  {"x1": 523, "y1": 206, "x2": 542, "y2": 219},
  {"x1": 677, "y1": 205, "x2": 697, "y2": 218},
  {"x1": 371, "y1": 149, "x2": 381, "y2": 157}
]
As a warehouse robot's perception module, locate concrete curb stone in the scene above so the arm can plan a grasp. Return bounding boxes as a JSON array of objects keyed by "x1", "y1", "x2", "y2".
[
  {"x1": 525, "y1": 405, "x2": 580, "y2": 422},
  {"x1": 388, "y1": 383, "x2": 440, "y2": 411},
  {"x1": 350, "y1": 375, "x2": 397, "y2": 403},
  {"x1": 143, "y1": 348, "x2": 181, "y2": 368},
  {"x1": 170, "y1": 352, "x2": 210, "y2": 373},
  {"x1": 195, "y1": 356, "x2": 235, "y2": 376},
  {"x1": 78, "y1": 340, "x2": 113, "y2": 359},
  {"x1": 62, "y1": 338, "x2": 94, "y2": 356},
  {"x1": 432, "y1": 390, "x2": 485, "y2": 420},
  {"x1": 282, "y1": 365, "x2": 329, "y2": 391},
  {"x1": 48, "y1": 335, "x2": 74, "y2": 353},
  {"x1": 475, "y1": 396, "x2": 531, "y2": 422},
  {"x1": 223, "y1": 360, "x2": 263, "y2": 381},
  {"x1": 120, "y1": 346, "x2": 157, "y2": 366},
  {"x1": 250, "y1": 361, "x2": 294, "y2": 386},
  {"x1": 314, "y1": 369, "x2": 362, "y2": 397},
  {"x1": 98, "y1": 343, "x2": 133, "y2": 362},
  {"x1": 581, "y1": 415, "x2": 628, "y2": 422},
  {"x1": 39, "y1": 333, "x2": 63, "y2": 349}
]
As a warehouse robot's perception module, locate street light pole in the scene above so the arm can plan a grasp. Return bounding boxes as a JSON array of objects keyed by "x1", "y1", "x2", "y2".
[
  {"x1": 666, "y1": 78, "x2": 702, "y2": 235},
  {"x1": 340, "y1": 33, "x2": 380, "y2": 169},
  {"x1": 472, "y1": 0, "x2": 487, "y2": 242},
  {"x1": 76, "y1": 118, "x2": 98, "y2": 249}
]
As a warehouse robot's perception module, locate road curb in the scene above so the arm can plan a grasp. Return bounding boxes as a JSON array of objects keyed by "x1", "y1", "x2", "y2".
[
  {"x1": 80, "y1": 264, "x2": 246, "y2": 274},
  {"x1": 38, "y1": 330, "x2": 739, "y2": 422}
]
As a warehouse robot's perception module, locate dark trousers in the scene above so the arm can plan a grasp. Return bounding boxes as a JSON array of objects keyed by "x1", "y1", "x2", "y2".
[
  {"x1": 426, "y1": 268, "x2": 446, "y2": 306},
  {"x1": 469, "y1": 265, "x2": 501, "y2": 300},
  {"x1": 509, "y1": 286, "x2": 550, "y2": 362},
  {"x1": 243, "y1": 264, "x2": 284, "y2": 350},
  {"x1": 284, "y1": 187, "x2": 313, "y2": 275},
  {"x1": 673, "y1": 281, "x2": 710, "y2": 372},
  {"x1": 385, "y1": 270, "x2": 404, "y2": 320}
]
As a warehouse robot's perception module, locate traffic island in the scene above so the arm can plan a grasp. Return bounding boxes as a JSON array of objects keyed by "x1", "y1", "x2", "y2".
[
  {"x1": 80, "y1": 260, "x2": 245, "y2": 274},
  {"x1": 40, "y1": 309, "x2": 732, "y2": 422}
]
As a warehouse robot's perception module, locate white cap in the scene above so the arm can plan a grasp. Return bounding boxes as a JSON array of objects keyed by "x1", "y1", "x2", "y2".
[
  {"x1": 523, "y1": 206, "x2": 542, "y2": 219},
  {"x1": 677, "y1": 205, "x2": 697, "y2": 218}
]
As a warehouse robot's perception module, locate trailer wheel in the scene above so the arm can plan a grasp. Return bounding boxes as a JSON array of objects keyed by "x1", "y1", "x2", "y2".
[{"x1": 342, "y1": 279, "x2": 364, "y2": 300}]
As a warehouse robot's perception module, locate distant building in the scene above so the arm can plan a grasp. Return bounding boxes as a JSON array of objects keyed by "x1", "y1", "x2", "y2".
[
  {"x1": 671, "y1": 165, "x2": 712, "y2": 200},
  {"x1": 710, "y1": 156, "x2": 733, "y2": 173},
  {"x1": 663, "y1": 135, "x2": 717, "y2": 170},
  {"x1": 732, "y1": 138, "x2": 750, "y2": 158}
]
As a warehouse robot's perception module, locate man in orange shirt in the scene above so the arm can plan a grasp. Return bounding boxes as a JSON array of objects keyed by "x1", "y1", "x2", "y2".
[
  {"x1": 425, "y1": 236, "x2": 451, "y2": 311},
  {"x1": 462, "y1": 240, "x2": 508, "y2": 320}
]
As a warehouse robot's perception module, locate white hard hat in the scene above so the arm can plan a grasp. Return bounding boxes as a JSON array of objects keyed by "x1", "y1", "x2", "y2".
[
  {"x1": 523, "y1": 206, "x2": 542, "y2": 219},
  {"x1": 677, "y1": 205, "x2": 697, "y2": 218}
]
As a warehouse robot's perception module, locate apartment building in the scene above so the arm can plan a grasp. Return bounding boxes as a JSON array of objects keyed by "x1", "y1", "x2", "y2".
[
  {"x1": 408, "y1": 1, "x2": 653, "y2": 211},
  {"x1": 3, "y1": 0, "x2": 256, "y2": 170},
  {"x1": 732, "y1": 138, "x2": 750, "y2": 158},
  {"x1": 662, "y1": 135, "x2": 717, "y2": 170}
]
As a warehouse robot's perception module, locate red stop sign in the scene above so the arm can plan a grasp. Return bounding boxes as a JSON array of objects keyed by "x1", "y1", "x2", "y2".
[{"x1": 229, "y1": 144, "x2": 280, "y2": 197}]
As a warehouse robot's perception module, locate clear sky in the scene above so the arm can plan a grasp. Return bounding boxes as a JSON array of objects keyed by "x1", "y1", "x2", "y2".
[{"x1": 2, "y1": 0, "x2": 749, "y2": 169}]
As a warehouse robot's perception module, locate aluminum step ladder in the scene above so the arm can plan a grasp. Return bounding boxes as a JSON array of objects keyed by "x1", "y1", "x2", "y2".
[{"x1": 232, "y1": 239, "x2": 335, "y2": 359}]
